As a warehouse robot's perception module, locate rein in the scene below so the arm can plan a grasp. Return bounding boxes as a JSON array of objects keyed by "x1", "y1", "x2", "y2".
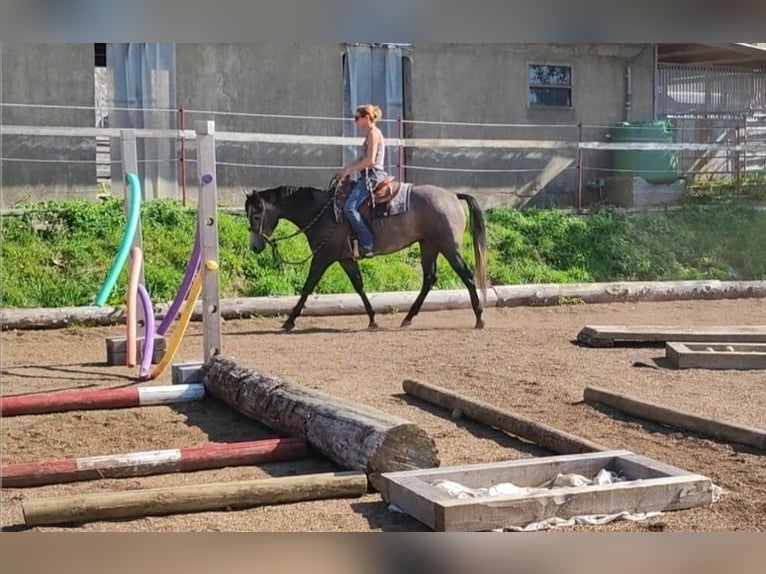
[{"x1": 261, "y1": 193, "x2": 338, "y2": 266}]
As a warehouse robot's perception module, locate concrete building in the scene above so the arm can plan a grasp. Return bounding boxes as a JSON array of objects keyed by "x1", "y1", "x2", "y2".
[{"x1": 2, "y1": 43, "x2": 765, "y2": 210}]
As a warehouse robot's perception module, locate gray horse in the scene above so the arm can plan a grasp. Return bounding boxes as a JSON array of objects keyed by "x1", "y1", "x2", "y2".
[{"x1": 245, "y1": 180, "x2": 488, "y2": 331}]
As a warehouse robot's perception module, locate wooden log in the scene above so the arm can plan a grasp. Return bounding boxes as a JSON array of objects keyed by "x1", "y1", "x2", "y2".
[
  {"x1": 402, "y1": 379, "x2": 607, "y2": 454},
  {"x1": 5, "y1": 280, "x2": 765, "y2": 331},
  {"x1": 1, "y1": 437, "x2": 307, "y2": 488},
  {"x1": 583, "y1": 385, "x2": 766, "y2": 450},
  {"x1": 22, "y1": 470, "x2": 368, "y2": 526},
  {"x1": 200, "y1": 356, "x2": 439, "y2": 491},
  {"x1": 1, "y1": 384, "x2": 204, "y2": 417}
]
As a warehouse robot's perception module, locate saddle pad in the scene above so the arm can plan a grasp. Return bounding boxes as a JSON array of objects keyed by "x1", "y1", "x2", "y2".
[{"x1": 373, "y1": 183, "x2": 412, "y2": 219}]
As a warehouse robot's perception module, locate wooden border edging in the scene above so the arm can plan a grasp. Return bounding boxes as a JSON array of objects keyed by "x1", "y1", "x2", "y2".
[
  {"x1": 3, "y1": 280, "x2": 765, "y2": 331},
  {"x1": 403, "y1": 379, "x2": 608, "y2": 454},
  {"x1": 21, "y1": 470, "x2": 368, "y2": 526},
  {"x1": 583, "y1": 385, "x2": 766, "y2": 450}
]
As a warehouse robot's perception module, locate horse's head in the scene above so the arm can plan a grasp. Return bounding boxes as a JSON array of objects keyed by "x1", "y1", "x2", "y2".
[{"x1": 244, "y1": 189, "x2": 280, "y2": 253}]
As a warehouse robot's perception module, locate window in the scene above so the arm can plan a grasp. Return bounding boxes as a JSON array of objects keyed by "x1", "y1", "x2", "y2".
[{"x1": 528, "y1": 64, "x2": 572, "y2": 108}]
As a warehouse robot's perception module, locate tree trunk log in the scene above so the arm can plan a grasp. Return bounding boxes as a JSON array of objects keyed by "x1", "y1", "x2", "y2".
[
  {"x1": 4, "y1": 280, "x2": 765, "y2": 331},
  {"x1": 403, "y1": 379, "x2": 608, "y2": 454},
  {"x1": 22, "y1": 471, "x2": 368, "y2": 526},
  {"x1": 200, "y1": 356, "x2": 439, "y2": 491}
]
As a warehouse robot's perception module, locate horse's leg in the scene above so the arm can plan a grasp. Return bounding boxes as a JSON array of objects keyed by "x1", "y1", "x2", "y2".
[
  {"x1": 442, "y1": 248, "x2": 484, "y2": 329},
  {"x1": 400, "y1": 242, "x2": 438, "y2": 328},
  {"x1": 282, "y1": 254, "x2": 333, "y2": 331},
  {"x1": 338, "y1": 259, "x2": 377, "y2": 329}
]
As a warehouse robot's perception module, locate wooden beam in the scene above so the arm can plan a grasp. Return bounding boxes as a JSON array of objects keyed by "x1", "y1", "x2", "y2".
[
  {"x1": 583, "y1": 386, "x2": 766, "y2": 450},
  {"x1": 402, "y1": 379, "x2": 608, "y2": 454},
  {"x1": 577, "y1": 325, "x2": 766, "y2": 347},
  {"x1": 1, "y1": 437, "x2": 307, "y2": 488},
  {"x1": 200, "y1": 356, "x2": 439, "y2": 491},
  {"x1": 22, "y1": 471, "x2": 368, "y2": 526}
]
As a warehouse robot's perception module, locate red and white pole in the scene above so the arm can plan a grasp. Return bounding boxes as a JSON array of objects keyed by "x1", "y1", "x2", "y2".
[
  {"x1": 1, "y1": 437, "x2": 307, "y2": 487},
  {"x1": 1, "y1": 384, "x2": 205, "y2": 417}
]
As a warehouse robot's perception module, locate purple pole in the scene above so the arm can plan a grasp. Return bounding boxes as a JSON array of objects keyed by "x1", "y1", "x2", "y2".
[
  {"x1": 137, "y1": 283, "x2": 156, "y2": 380},
  {"x1": 156, "y1": 231, "x2": 202, "y2": 336}
]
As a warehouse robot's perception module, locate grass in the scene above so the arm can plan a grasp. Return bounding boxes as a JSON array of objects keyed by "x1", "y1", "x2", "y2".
[{"x1": 1, "y1": 197, "x2": 765, "y2": 309}]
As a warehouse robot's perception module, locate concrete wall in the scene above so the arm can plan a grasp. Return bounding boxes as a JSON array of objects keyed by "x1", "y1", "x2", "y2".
[
  {"x1": 1, "y1": 43, "x2": 656, "y2": 210},
  {"x1": 1, "y1": 44, "x2": 96, "y2": 209},
  {"x1": 175, "y1": 44, "x2": 346, "y2": 207},
  {"x1": 405, "y1": 44, "x2": 656, "y2": 207}
]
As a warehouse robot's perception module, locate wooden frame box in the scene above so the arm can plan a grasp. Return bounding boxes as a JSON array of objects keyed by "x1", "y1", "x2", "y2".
[
  {"x1": 666, "y1": 341, "x2": 766, "y2": 370},
  {"x1": 380, "y1": 450, "x2": 713, "y2": 531}
]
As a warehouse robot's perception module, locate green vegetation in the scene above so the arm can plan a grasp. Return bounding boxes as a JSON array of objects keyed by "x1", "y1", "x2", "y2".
[{"x1": 1, "y1": 197, "x2": 765, "y2": 309}]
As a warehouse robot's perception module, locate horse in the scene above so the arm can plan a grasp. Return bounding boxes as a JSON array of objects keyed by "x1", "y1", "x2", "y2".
[{"x1": 244, "y1": 176, "x2": 488, "y2": 331}]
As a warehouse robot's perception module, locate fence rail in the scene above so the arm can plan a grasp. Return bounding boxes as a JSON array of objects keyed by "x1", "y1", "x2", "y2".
[{"x1": 4, "y1": 124, "x2": 766, "y2": 153}]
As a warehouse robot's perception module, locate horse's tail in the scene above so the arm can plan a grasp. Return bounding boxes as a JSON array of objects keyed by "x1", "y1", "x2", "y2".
[{"x1": 456, "y1": 193, "x2": 488, "y2": 303}]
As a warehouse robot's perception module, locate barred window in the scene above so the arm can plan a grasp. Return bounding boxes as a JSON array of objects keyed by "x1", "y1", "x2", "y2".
[{"x1": 528, "y1": 64, "x2": 573, "y2": 108}]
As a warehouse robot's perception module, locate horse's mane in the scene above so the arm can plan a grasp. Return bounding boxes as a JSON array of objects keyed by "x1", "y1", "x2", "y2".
[{"x1": 256, "y1": 185, "x2": 327, "y2": 201}]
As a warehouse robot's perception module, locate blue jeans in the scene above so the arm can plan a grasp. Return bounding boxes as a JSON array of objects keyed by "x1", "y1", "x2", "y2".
[{"x1": 344, "y1": 177, "x2": 374, "y2": 251}]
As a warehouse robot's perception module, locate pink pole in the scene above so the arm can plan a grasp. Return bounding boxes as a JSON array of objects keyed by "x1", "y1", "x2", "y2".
[
  {"x1": 1, "y1": 437, "x2": 307, "y2": 488},
  {"x1": 1, "y1": 384, "x2": 205, "y2": 417}
]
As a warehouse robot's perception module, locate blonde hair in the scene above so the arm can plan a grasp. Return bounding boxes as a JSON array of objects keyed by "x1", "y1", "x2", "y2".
[{"x1": 356, "y1": 104, "x2": 382, "y2": 123}]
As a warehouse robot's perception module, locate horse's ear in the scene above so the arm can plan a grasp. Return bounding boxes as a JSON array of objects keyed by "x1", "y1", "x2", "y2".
[{"x1": 242, "y1": 187, "x2": 250, "y2": 197}]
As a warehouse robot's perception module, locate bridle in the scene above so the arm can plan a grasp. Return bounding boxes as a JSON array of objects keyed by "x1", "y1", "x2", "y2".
[{"x1": 250, "y1": 177, "x2": 341, "y2": 266}]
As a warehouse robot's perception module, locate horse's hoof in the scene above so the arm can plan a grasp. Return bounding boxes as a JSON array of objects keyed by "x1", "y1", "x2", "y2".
[
  {"x1": 400, "y1": 318, "x2": 412, "y2": 328},
  {"x1": 368, "y1": 321, "x2": 379, "y2": 330},
  {"x1": 475, "y1": 319, "x2": 485, "y2": 330},
  {"x1": 282, "y1": 321, "x2": 295, "y2": 332}
]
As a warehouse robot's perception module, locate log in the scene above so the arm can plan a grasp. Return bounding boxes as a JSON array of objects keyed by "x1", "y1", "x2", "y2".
[
  {"x1": 493, "y1": 280, "x2": 766, "y2": 308},
  {"x1": 1, "y1": 437, "x2": 307, "y2": 488},
  {"x1": 403, "y1": 379, "x2": 608, "y2": 454},
  {"x1": 200, "y1": 356, "x2": 439, "y2": 491},
  {"x1": 22, "y1": 470, "x2": 368, "y2": 526},
  {"x1": 583, "y1": 385, "x2": 766, "y2": 450},
  {"x1": 4, "y1": 280, "x2": 765, "y2": 331},
  {"x1": 1, "y1": 384, "x2": 205, "y2": 417}
]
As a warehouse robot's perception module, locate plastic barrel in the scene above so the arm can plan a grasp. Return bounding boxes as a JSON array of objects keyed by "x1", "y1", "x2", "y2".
[{"x1": 609, "y1": 120, "x2": 679, "y2": 184}]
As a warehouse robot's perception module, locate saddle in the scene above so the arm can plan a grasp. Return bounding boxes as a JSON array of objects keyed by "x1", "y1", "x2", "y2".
[
  {"x1": 332, "y1": 175, "x2": 413, "y2": 258},
  {"x1": 333, "y1": 175, "x2": 406, "y2": 222}
]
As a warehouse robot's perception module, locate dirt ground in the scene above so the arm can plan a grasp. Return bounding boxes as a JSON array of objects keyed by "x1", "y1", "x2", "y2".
[{"x1": 1, "y1": 298, "x2": 765, "y2": 532}]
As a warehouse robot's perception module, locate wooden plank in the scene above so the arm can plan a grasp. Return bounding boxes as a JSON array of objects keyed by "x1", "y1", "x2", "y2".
[
  {"x1": 195, "y1": 121, "x2": 222, "y2": 361},
  {"x1": 380, "y1": 451, "x2": 713, "y2": 531},
  {"x1": 666, "y1": 341, "x2": 766, "y2": 370},
  {"x1": 22, "y1": 470, "x2": 368, "y2": 526},
  {"x1": 402, "y1": 379, "x2": 608, "y2": 454},
  {"x1": 583, "y1": 385, "x2": 766, "y2": 450},
  {"x1": 578, "y1": 324, "x2": 766, "y2": 347}
]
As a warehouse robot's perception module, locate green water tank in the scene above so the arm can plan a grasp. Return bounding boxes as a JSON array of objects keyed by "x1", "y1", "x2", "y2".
[{"x1": 609, "y1": 120, "x2": 678, "y2": 184}]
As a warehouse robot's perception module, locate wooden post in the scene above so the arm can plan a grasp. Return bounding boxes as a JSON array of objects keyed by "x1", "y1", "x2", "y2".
[
  {"x1": 583, "y1": 385, "x2": 766, "y2": 450},
  {"x1": 22, "y1": 471, "x2": 368, "y2": 526},
  {"x1": 195, "y1": 121, "x2": 222, "y2": 361},
  {"x1": 403, "y1": 379, "x2": 608, "y2": 454},
  {"x1": 200, "y1": 356, "x2": 440, "y2": 491},
  {"x1": 120, "y1": 130, "x2": 145, "y2": 325}
]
